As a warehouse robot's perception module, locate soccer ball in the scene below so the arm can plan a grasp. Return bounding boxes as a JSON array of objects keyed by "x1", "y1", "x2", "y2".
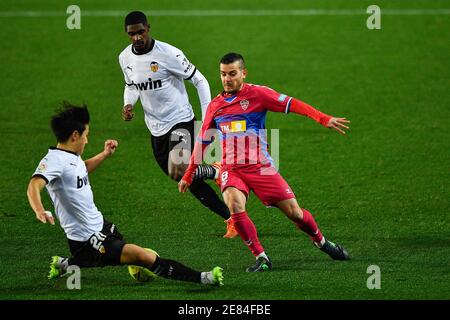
[{"x1": 128, "y1": 248, "x2": 159, "y2": 282}]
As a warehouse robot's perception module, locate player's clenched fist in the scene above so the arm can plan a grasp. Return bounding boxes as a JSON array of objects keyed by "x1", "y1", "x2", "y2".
[
  {"x1": 122, "y1": 104, "x2": 134, "y2": 121},
  {"x1": 104, "y1": 140, "x2": 118, "y2": 156}
]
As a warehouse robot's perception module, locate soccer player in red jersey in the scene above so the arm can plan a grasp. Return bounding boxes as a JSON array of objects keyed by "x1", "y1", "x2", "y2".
[{"x1": 178, "y1": 53, "x2": 350, "y2": 272}]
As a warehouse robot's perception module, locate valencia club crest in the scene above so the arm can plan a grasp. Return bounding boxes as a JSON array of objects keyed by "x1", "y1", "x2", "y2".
[{"x1": 150, "y1": 61, "x2": 159, "y2": 72}]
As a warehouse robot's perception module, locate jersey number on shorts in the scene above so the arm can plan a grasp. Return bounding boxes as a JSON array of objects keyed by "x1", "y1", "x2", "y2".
[
  {"x1": 221, "y1": 171, "x2": 229, "y2": 185},
  {"x1": 90, "y1": 232, "x2": 107, "y2": 253}
]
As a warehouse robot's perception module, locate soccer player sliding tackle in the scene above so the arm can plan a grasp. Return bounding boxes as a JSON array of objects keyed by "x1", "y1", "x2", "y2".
[
  {"x1": 27, "y1": 103, "x2": 223, "y2": 286},
  {"x1": 179, "y1": 53, "x2": 350, "y2": 272}
]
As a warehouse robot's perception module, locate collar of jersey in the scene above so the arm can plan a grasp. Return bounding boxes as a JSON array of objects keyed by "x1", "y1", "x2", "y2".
[
  {"x1": 221, "y1": 83, "x2": 249, "y2": 104},
  {"x1": 50, "y1": 146, "x2": 78, "y2": 156},
  {"x1": 131, "y1": 38, "x2": 155, "y2": 56}
]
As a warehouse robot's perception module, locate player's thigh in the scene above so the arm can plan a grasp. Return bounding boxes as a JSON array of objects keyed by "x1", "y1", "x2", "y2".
[
  {"x1": 221, "y1": 168, "x2": 250, "y2": 209},
  {"x1": 120, "y1": 244, "x2": 157, "y2": 266},
  {"x1": 168, "y1": 148, "x2": 190, "y2": 180},
  {"x1": 69, "y1": 233, "x2": 125, "y2": 268},
  {"x1": 90, "y1": 221, "x2": 126, "y2": 267},
  {"x1": 168, "y1": 119, "x2": 194, "y2": 157},
  {"x1": 246, "y1": 168, "x2": 296, "y2": 207},
  {"x1": 150, "y1": 134, "x2": 170, "y2": 175},
  {"x1": 167, "y1": 120, "x2": 195, "y2": 179}
]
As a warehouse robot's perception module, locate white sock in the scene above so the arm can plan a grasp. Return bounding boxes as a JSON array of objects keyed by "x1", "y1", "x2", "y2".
[
  {"x1": 214, "y1": 168, "x2": 219, "y2": 179},
  {"x1": 256, "y1": 252, "x2": 269, "y2": 260},
  {"x1": 314, "y1": 237, "x2": 327, "y2": 248},
  {"x1": 200, "y1": 271, "x2": 213, "y2": 285},
  {"x1": 58, "y1": 257, "x2": 69, "y2": 272}
]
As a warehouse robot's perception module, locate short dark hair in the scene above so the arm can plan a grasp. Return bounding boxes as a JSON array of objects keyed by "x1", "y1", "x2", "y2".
[
  {"x1": 125, "y1": 11, "x2": 148, "y2": 31},
  {"x1": 50, "y1": 102, "x2": 90, "y2": 143},
  {"x1": 220, "y1": 52, "x2": 245, "y2": 69}
]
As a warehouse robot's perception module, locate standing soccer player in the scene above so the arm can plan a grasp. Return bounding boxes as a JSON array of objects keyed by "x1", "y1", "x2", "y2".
[
  {"x1": 179, "y1": 53, "x2": 350, "y2": 272},
  {"x1": 119, "y1": 11, "x2": 236, "y2": 238},
  {"x1": 27, "y1": 102, "x2": 223, "y2": 286}
]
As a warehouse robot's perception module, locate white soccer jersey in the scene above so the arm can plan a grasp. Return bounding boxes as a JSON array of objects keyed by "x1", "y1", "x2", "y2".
[
  {"x1": 119, "y1": 39, "x2": 199, "y2": 136},
  {"x1": 33, "y1": 148, "x2": 103, "y2": 242}
]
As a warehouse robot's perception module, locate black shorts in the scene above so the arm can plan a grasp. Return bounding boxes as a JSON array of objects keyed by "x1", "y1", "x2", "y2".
[
  {"x1": 67, "y1": 219, "x2": 126, "y2": 268},
  {"x1": 150, "y1": 118, "x2": 195, "y2": 175}
]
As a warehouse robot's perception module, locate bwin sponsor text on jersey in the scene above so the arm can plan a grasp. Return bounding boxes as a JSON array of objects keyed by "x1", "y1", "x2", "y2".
[{"x1": 129, "y1": 78, "x2": 162, "y2": 91}]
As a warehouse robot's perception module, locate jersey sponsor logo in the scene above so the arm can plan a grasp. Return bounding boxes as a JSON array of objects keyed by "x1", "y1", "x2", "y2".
[
  {"x1": 132, "y1": 78, "x2": 162, "y2": 91},
  {"x1": 240, "y1": 99, "x2": 250, "y2": 110},
  {"x1": 220, "y1": 120, "x2": 246, "y2": 133},
  {"x1": 150, "y1": 61, "x2": 159, "y2": 72},
  {"x1": 77, "y1": 175, "x2": 89, "y2": 189}
]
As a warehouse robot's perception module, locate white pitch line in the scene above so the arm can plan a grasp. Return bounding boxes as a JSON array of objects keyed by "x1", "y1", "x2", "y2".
[{"x1": 0, "y1": 9, "x2": 450, "y2": 17}]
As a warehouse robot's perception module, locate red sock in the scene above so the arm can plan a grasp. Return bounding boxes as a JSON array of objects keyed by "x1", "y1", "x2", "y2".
[
  {"x1": 295, "y1": 208, "x2": 323, "y2": 243},
  {"x1": 232, "y1": 211, "x2": 264, "y2": 257}
]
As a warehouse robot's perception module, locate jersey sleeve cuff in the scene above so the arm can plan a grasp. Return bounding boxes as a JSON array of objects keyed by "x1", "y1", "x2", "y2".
[
  {"x1": 285, "y1": 97, "x2": 293, "y2": 114},
  {"x1": 185, "y1": 67, "x2": 197, "y2": 81},
  {"x1": 32, "y1": 174, "x2": 49, "y2": 184}
]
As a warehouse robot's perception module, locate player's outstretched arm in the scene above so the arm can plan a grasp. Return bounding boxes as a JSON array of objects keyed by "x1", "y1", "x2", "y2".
[
  {"x1": 27, "y1": 177, "x2": 55, "y2": 225},
  {"x1": 288, "y1": 98, "x2": 350, "y2": 134},
  {"x1": 85, "y1": 140, "x2": 118, "y2": 173}
]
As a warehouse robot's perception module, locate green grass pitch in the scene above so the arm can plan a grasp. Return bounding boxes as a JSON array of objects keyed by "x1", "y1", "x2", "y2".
[{"x1": 0, "y1": 0, "x2": 449, "y2": 300}]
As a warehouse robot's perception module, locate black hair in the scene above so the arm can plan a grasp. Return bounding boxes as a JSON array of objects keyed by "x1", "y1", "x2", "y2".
[
  {"x1": 220, "y1": 52, "x2": 245, "y2": 69},
  {"x1": 125, "y1": 11, "x2": 149, "y2": 31},
  {"x1": 50, "y1": 102, "x2": 90, "y2": 143}
]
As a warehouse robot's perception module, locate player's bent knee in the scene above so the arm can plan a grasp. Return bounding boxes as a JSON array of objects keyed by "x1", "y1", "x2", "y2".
[
  {"x1": 279, "y1": 200, "x2": 303, "y2": 221},
  {"x1": 223, "y1": 188, "x2": 247, "y2": 213},
  {"x1": 136, "y1": 248, "x2": 156, "y2": 266},
  {"x1": 120, "y1": 244, "x2": 156, "y2": 266},
  {"x1": 227, "y1": 198, "x2": 246, "y2": 214}
]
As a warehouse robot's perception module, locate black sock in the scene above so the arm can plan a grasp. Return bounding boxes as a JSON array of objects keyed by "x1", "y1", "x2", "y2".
[
  {"x1": 149, "y1": 256, "x2": 201, "y2": 283},
  {"x1": 193, "y1": 164, "x2": 216, "y2": 181},
  {"x1": 189, "y1": 181, "x2": 231, "y2": 220}
]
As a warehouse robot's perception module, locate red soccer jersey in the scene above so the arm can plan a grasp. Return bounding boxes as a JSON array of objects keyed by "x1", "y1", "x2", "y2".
[
  {"x1": 198, "y1": 83, "x2": 292, "y2": 166},
  {"x1": 183, "y1": 83, "x2": 331, "y2": 183}
]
